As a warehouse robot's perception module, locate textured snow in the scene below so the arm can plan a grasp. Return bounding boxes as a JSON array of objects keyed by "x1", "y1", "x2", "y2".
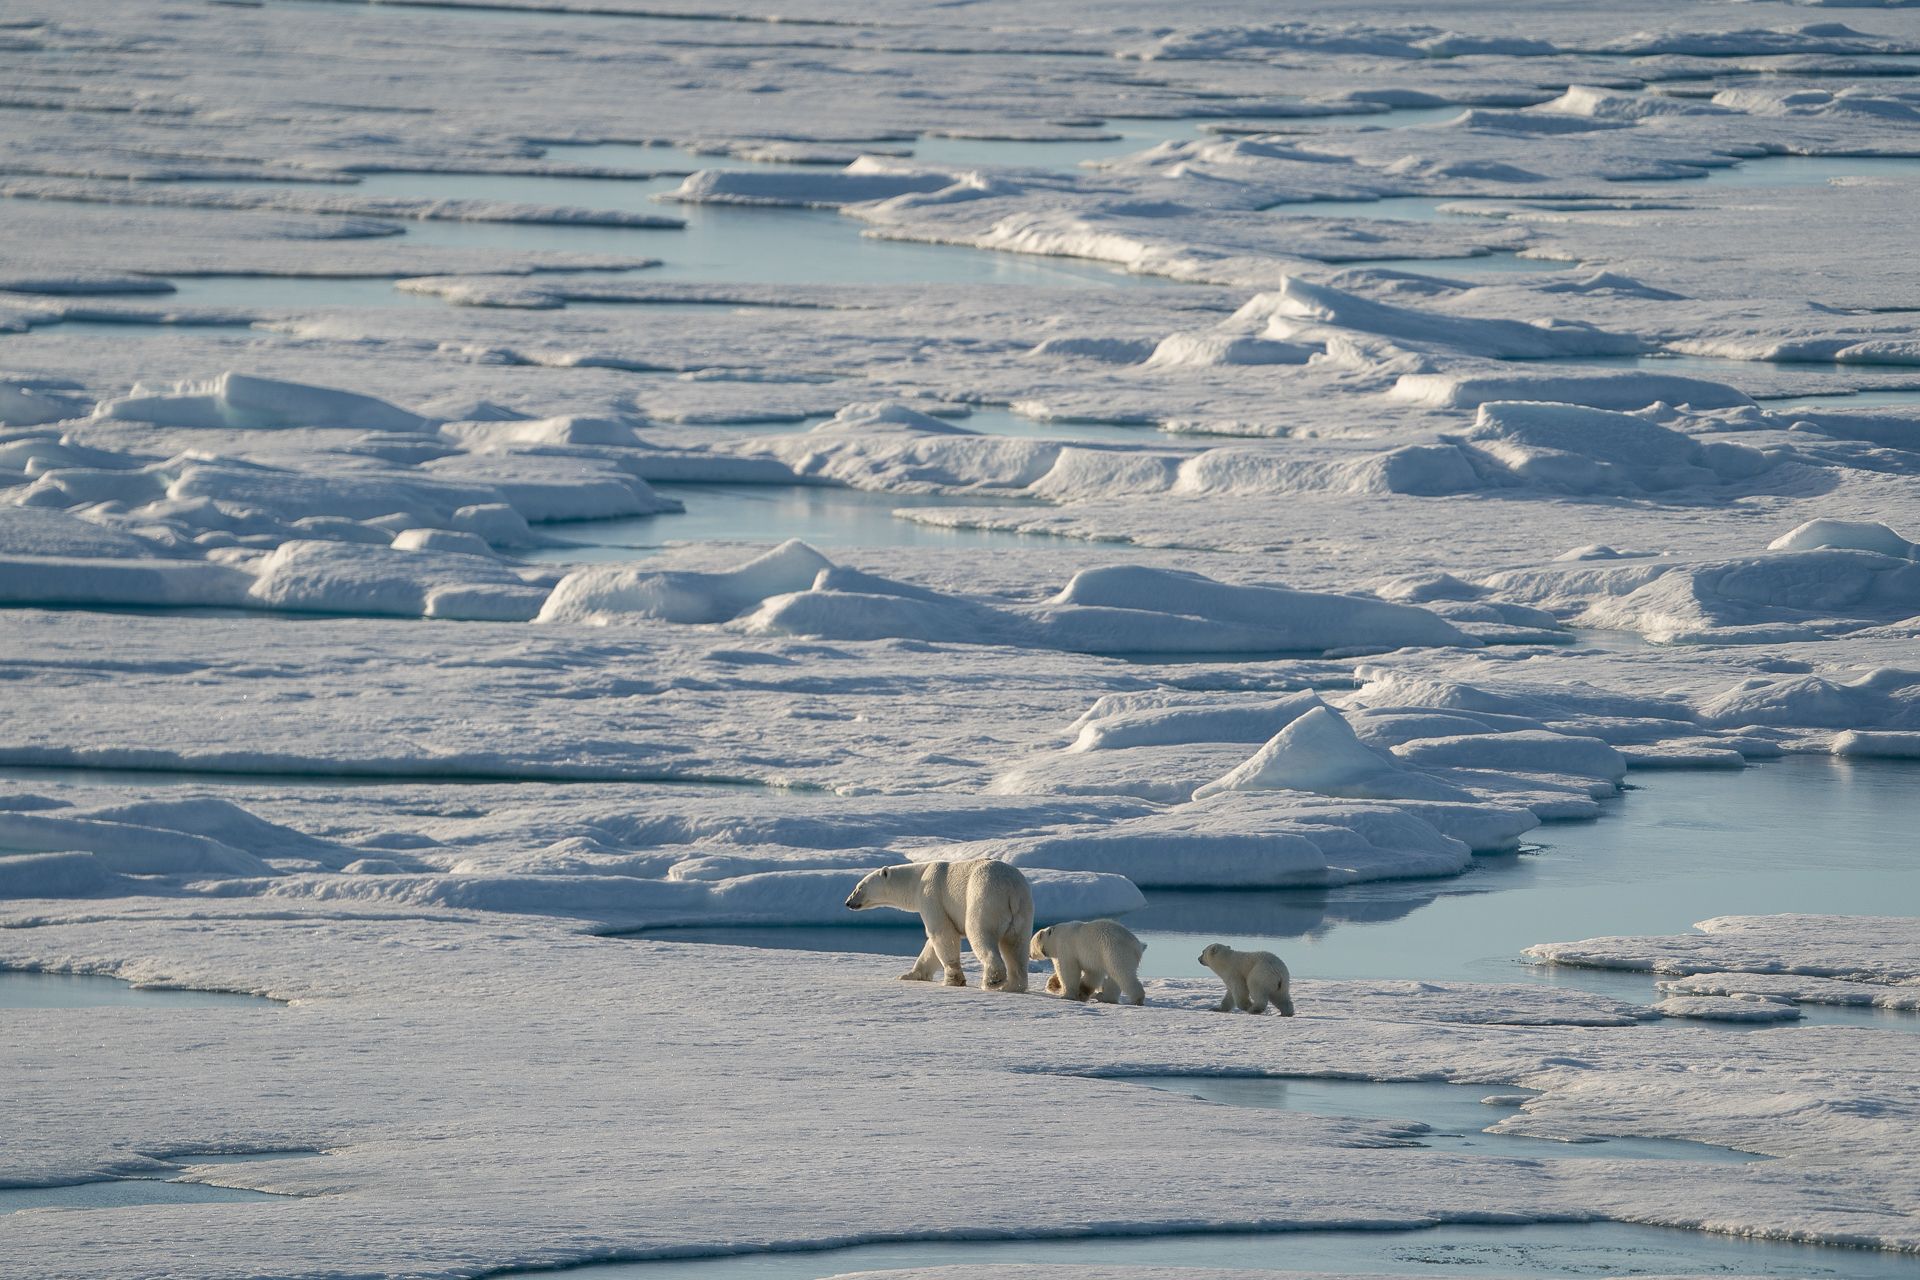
[
  {"x1": 6, "y1": 0, "x2": 1920, "y2": 1275},
  {"x1": 3, "y1": 902, "x2": 1918, "y2": 1280}
]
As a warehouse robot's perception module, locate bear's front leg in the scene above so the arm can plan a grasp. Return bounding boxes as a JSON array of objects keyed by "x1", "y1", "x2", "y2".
[
  {"x1": 1212, "y1": 993, "x2": 1236, "y2": 1013},
  {"x1": 901, "y1": 940, "x2": 940, "y2": 982},
  {"x1": 929, "y1": 928, "x2": 967, "y2": 986}
]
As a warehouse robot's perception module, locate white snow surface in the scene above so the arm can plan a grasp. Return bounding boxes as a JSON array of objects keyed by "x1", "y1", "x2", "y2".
[
  {"x1": 6, "y1": 0, "x2": 1920, "y2": 1275},
  {"x1": 2, "y1": 901, "x2": 1918, "y2": 1280}
]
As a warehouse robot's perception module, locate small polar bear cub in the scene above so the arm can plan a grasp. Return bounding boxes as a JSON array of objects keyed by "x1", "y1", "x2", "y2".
[
  {"x1": 845, "y1": 858, "x2": 1032, "y2": 993},
  {"x1": 1199, "y1": 943, "x2": 1296, "y2": 1016},
  {"x1": 1031, "y1": 919, "x2": 1146, "y2": 1005}
]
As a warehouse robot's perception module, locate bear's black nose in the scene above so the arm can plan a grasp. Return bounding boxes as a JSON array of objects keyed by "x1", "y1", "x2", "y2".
[{"x1": 844, "y1": 895, "x2": 859, "y2": 909}]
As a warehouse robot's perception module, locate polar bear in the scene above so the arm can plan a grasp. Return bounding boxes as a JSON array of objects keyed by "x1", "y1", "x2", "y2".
[
  {"x1": 845, "y1": 859, "x2": 1032, "y2": 992},
  {"x1": 1199, "y1": 943, "x2": 1295, "y2": 1015},
  {"x1": 1032, "y1": 919, "x2": 1146, "y2": 1005}
]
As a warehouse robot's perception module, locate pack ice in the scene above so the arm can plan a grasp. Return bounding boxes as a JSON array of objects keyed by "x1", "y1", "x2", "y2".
[{"x1": 4, "y1": 1, "x2": 1920, "y2": 1277}]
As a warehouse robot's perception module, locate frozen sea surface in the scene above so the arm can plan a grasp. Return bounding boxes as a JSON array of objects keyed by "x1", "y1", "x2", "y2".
[
  {"x1": 8, "y1": 2, "x2": 1920, "y2": 1276},
  {"x1": 513, "y1": 1222, "x2": 1920, "y2": 1280}
]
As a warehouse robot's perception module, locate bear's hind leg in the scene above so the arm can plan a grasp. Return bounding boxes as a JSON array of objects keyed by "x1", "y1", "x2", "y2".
[
  {"x1": 1229, "y1": 974, "x2": 1254, "y2": 1013},
  {"x1": 1119, "y1": 972, "x2": 1145, "y2": 1006},
  {"x1": 997, "y1": 933, "x2": 1030, "y2": 994},
  {"x1": 967, "y1": 922, "x2": 1009, "y2": 990}
]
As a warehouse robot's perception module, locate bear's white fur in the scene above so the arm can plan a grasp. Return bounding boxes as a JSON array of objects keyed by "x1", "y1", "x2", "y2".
[
  {"x1": 1031, "y1": 919, "x2": 1146, "y2": 1005},
  {"x1": 845, "y1": 859, "x2": 1033, "y2": 992},
  {"x1": 1199, "y1": 942, "x2": 1295, "y2": 1015}
]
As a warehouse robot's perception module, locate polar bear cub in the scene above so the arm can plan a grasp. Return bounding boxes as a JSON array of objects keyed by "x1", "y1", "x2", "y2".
[
  {"x1": 845, "y1": 858, "x2": 1033, "y2": 992},
  {"x1": 1031, "y1": 919, "x2": 1146, "y2": 1005},
  {"x1": 1199, "y1": 943, "x2": 1295, "y2": 1015}
]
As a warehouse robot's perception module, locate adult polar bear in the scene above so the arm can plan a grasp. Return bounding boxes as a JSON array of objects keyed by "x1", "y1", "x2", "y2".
[{"x1": 845, "y1": 859, "x2": 1032, "y2": 992}]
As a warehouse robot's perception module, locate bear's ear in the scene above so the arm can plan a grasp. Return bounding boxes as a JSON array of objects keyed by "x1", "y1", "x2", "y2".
[{"x1": 881, "y1": 866, "x2": 891, "y2": 879}]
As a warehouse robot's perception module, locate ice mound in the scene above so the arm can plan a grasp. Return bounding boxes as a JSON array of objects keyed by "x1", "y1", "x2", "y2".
[
  {"x1": 1697, "y1": 667, "x2": 1920, "y2": 732},
  {"x1": 1143, "y1": 331, "x2": 1317, "y2": 368},
  {"x1": 755, "y1": 428, "x2": 1061, "y2": 491},
  {"x1": 0, "y1": 850, "x2": 127, "y2": 898},
  {"x1": 94, "y1": 372, "x2": 429, "y2": 432},
  {"x1": 1029, "y1": 336, "x2": 1159, "y2": 363},
  {"x1": 389, "y1": 528, "x2": 496, "y2": 557},
  {"x1": 424, "y1": 452, "x2": 679, "y2": 521},
  {"x1": 1768, "y1": 519, "x2": 1918, "y2": 559},
  {"x1": 249, "y1": 540, "x2": 550, "y2": 620},
  {"x1": 1248, "y1": 278, "x2": 1643, "y2": 361},
  {"x1": 0, "y1": 376, "x2": 90, "y2": 427},
  {"x1": 0, "y1": 807, "x2": 274, "y2": 877},
  {"x1": 808, "y1": 402, "x2": 978, "y2": 436},
  {"x1": 1048, "y1": 566, "x2": 1472, "y2": 652},
  {"x1": 1653, "y1": 994, "x2": 1802, "y2": 1023},
  {"x1": 538, "y1": 539, "x2": 834, "y2": 626},
  {"x1": 1393, "y1": 730, "x2": 1627, "y2": 783},
  {"x1": 1024, "y1": 441, "x2": 1489, "y2": 500},
  {"x1": 1832, "y1": 729, "x2": 1920, "y2": 760},
  {"x1": 1458, "y1": 401, "x2": 1775, "y2": 494},
  {"x1": 1125, "y1": 22, "x2": 1554, "y2": 61},
  {"x1": 1067, "y1": 690, "x2": 1325, "y2": 753},
  {"x1": 0, "y1": 507, "x2": 168, "y2": 559},
  {"x1": 1353, "y1": 668, "x2": 1699, "y2": 726},
  {"x1": 0, "y1": 554, "x2": 251, "y2": 609},
  {"x1": 441, "y1": 415, "x2": 650, "y2": 448},
  {"x1": 1394, "y1": 371, "x2": 1754, "y2": 411},
  {"x1": 1488, "y1": 545, "x2": 1920, "y2": 643},
  {"x1": 1712, "y1": 87, "x2": 1920, "y2": 119},
  {"x1": 743, "y1": 561, "x2": 1478, "y2": 656},
  {"x1": 1193, "y1": 706, "x2": 1471, "y2": 801},
  {"x1": 1536, "y1": 86, "x2": 1730, "y2": 120},
  {"x1": 78, "y1": 797, "x2": 359, "y2": 867}
]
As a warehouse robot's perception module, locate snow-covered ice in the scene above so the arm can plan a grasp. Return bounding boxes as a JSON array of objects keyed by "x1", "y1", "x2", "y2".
[{"x1": 4, "y1": 0, "x2": 1920, "y2": 1276}]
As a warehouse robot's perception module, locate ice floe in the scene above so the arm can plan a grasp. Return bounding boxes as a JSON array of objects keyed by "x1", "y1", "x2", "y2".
[{"x1": 7, "y1": 4, "x2": 1920, "y2": 1276}]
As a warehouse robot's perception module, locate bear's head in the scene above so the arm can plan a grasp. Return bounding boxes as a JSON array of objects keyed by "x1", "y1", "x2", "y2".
[
  {"x1": 1029, "y1": 926, "x2": 1054, "y2": 960},
  {"x1": 845, "y1": 864, "x2": 907, "y2": 911},
  {"x1": 1199, "y1": 942, "x2": 1226, "y2": 967}
]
